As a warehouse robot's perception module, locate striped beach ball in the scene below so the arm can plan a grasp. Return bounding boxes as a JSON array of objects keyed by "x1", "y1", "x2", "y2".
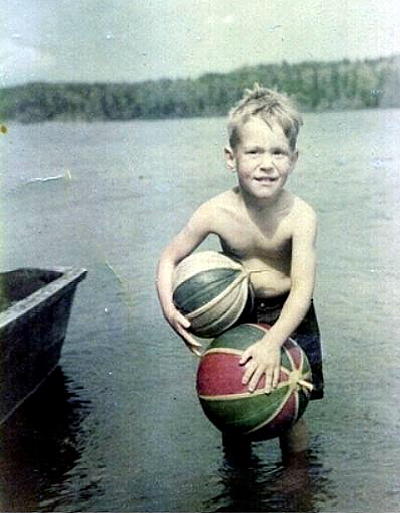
[
  {"x1": 172, "y1": 251, "x2": 251, "y2": 338},
  {"x1": 196, "y1": 323, "x2": 312, "y2": 440}
]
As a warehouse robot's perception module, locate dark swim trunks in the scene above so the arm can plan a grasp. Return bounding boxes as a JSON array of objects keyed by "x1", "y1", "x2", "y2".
[{"x1": 238, "y1": 294, "x2": 324, "y2": 400}]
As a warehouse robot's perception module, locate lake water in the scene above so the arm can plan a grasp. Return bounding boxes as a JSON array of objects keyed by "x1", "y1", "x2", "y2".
[{"x1": 0, "y1": 109, "x2": 400, "y2": 512}]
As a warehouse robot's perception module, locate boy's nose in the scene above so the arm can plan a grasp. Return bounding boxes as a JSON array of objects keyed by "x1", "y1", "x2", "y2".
[{"x1": 259, "y1": 154, "x2": 274, "y2": 170}]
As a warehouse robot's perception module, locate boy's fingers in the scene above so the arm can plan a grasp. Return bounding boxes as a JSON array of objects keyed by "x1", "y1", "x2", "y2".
[
  {"x1": 182, "y1": 338, "x2": 201, "y2": 356},
  {"x1": 176, "y1": 312, "x2": 191, "y2": 328},
  {"x1": 239, "y1": 350, "x2": 251, "y2": 365},
  {"x1": 264, "y1": 369, "x2": 273, "y2": 394},
  {"x1": 176, "y1": 327, "x2": 203, "y2": 356},
  {"x1": 272, "y1": 367, "x2": 280, "y2": 388},
  {"x1": 184, "y1": 339, "x2": 202, "y2": 357},
  {"x1": 190, "y1": 346, "x2": 202, "y2": 358},
  {"x1": 248, "y1": 368, "x2": 263, "y2": 392},
  {"x1": 241, "y1": 360, "x2": 256, "y2": 385},
  {"x1": 175, "y1": 324, "x2": 200, "y2": 345},
  {"x1": 182, "y1": 334, "x2": 202, "y2": 348},
  {"x1": 183, "y1": 333, "x2": 202, "y2": 346}
]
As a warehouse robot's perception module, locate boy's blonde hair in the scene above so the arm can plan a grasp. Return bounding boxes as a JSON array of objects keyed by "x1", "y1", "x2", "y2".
[{"x1": 228, "y1": 84, "x2": 303, "y2": 151}]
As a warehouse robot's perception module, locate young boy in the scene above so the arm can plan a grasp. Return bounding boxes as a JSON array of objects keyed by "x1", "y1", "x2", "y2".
[{"x1": 156, "y1": 84, "x2": 324, "y2": 458}]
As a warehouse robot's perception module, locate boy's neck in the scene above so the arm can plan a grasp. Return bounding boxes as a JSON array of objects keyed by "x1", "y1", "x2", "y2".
[{"x1": 239, "y1": 187, "x2": 290, "y2": 213}]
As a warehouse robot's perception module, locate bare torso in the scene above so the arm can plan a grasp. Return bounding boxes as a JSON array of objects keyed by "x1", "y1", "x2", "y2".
[{"x1": 206, "y1": 187, "x2": 300, "y2": 298}]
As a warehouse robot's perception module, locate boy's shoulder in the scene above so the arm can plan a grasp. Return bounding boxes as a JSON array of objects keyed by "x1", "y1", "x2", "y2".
[
  {"x1": 290, "y1": 194, "x2": 317, "y2": 219},
  {"x1": 195, "y1": 188, "x2": 239, "y2": 213},
  {"x1": 188, "y1": 188, "x2": 240, "y2": 234},
  {"x1": 289, "y1": 194, "x2": 318, "y2": 235}
]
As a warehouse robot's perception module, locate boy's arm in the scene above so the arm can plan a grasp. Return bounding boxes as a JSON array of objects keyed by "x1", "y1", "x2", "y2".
[
  {"x1": 240, "y1": 205, "x2": 317, "y2": 392},
  {"x1": 156, "y1": 204, "x2": 213, "y2": 356}
]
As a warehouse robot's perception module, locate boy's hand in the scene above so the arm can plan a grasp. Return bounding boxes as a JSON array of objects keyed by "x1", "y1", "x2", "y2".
[
  {"x1": 166, "y1": 307, "x2": 203, "y2": 357},
  {"x1": 239, "y1": 336, "x2": 281, "y2": 394}
]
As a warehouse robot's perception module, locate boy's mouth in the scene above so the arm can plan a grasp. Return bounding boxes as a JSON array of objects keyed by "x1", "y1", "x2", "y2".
[{"x1": 254, "y1": 176, "x2": 278, "y2": 183}]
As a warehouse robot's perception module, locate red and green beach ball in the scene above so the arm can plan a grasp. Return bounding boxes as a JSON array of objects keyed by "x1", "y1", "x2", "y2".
[{"x1": 196, "y1": 323, "x2": 313, "y2": 440}]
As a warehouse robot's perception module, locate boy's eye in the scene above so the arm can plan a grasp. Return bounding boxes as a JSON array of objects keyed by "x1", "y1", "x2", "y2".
[{"x1": 273, "y1": 149, "x2": 287, "y2": 157}]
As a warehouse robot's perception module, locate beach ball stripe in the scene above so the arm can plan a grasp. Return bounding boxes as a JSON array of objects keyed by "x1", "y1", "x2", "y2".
[
  {"x1": 196, "y1": 323, "x2": 312, "y2": 440},
  {"x1": 173, "y1": 251, "x2": 250, "y2": 338},
  {"x1": 173, "y1": 268, "x2": 239, "y2": 314}
]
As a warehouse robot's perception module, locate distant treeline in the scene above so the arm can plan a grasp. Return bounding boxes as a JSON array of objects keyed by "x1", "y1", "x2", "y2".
[{"x1": 1, "y1": 56, "x2": 399, "y2": 123}]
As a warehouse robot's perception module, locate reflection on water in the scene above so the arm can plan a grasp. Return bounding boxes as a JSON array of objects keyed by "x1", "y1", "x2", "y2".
[
  {"x1": 204, "y1": 438, "x2": 333, "y2": 513},
  {"x1": 0, "y1": 368, "x2": 92, "y2": 512}
]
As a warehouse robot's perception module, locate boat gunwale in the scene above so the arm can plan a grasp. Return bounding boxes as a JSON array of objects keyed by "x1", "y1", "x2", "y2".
[{"x1": 0, "y1": 267, "x2": 87, "y2": 331}]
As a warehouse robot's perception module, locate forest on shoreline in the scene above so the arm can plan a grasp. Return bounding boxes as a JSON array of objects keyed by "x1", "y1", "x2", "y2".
[{"x1": 0, "y1": 55, "x2": 399, "y2": 123}]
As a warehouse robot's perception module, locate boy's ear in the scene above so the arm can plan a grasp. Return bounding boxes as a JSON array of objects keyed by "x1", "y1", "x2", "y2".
[
  {"x1": 290, "y1": 150, "x2": 299, "y2": 172},
  {"x1": 224, "y1": 146, "x2": 236, "y2": 171}
]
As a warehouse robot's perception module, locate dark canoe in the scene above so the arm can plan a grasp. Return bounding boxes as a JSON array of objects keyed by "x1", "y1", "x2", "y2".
[{"x1": 0, "y1": 267, "x2": 87, "y2": 425}]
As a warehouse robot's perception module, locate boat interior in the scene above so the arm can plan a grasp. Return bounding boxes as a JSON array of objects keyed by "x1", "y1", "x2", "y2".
[{"x1": 0, "y1": 269, "x2": 63, "y2": 312}]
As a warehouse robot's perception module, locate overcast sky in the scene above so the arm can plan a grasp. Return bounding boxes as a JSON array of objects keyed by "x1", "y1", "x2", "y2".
[{"x1": 1, "y1": 0, "x2": 399, "y2": 86}]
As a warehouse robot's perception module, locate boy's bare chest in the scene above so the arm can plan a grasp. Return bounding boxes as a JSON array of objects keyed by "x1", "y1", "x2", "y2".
[{"x1": 214, "y1": 211, "x2": 292, "y2": 260}]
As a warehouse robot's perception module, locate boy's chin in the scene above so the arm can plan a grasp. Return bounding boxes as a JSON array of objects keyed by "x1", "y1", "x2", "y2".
[{"x1": 242, "y1": 185, "x2": 283, "y2": 201}]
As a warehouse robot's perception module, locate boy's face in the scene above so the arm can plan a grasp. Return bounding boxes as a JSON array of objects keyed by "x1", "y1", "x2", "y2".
[{"x1": 225, "y1": 116, "x2": 298, "y2": 201}]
